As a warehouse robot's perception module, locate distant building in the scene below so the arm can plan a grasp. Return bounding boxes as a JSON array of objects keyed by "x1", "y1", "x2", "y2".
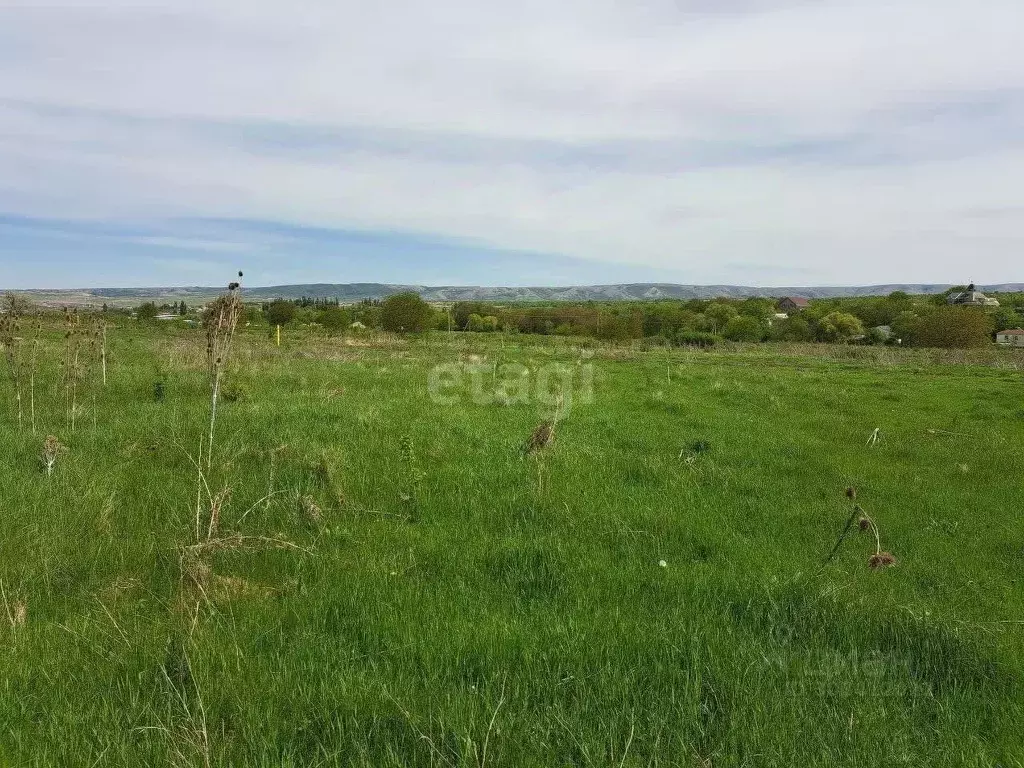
[
  {"x1": 154, "y1": 313, "x2": 180, "y2": 321},
  {"x1": 996, "y1": 329, "x2": 1024, "y2": 347},
  {"x1": 777, "y1": 297, "x2": 810, "y2": 312},
  {"x1": 947, "y1": 284, "x2": 1000, "y2": 307}
]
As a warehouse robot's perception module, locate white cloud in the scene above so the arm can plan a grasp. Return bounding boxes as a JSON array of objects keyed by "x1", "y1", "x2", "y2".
[{"x1": 1, "y1": 0, "x2": 1023, "y2": 284}]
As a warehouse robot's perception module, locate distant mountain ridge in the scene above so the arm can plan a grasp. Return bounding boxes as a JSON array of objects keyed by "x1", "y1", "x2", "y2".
[{"x1": 10, "y1": 282, "x2": 1024, "y2": 307}]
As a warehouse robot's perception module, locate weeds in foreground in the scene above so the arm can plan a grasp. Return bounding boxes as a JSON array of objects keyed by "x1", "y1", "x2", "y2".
[
  {"x1": 201, "y1": 273, "x2": 243, "y2": 471},
  {"x1": 40, "y1": 435, "x2": 65, "y2": 477},
  {"x1": 1, "y1": 580, "x2": 27, "y2": 629},
  {"x1": 399, "y1": 434, "x2": 425, "y2": 521},
  {"x1": 824, "y1": 487, "x2": 897, "y2": 570},
  {"x1": 28, "y1": 320, "x2": 40, "y2": 433},
  {"x1": 62, "y1": 308, "x2": 83, "y2": 432},
  {"x1": 0, "y1": 305, "x2": 26, "y2": 431}
]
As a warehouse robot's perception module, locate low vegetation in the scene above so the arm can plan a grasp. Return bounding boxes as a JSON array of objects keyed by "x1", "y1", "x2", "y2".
[
  {"x1": 236, "y1": 287, "x2": 1024, "y2": 350},
  {"x1": 0, "y1": 292, "x2": 1022, "y2": 765}
]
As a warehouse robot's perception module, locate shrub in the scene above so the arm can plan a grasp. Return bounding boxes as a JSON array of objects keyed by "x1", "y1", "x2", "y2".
[
  {"x1": 381, "y1": 292, "x2": 434, "y2": 333},
  {"x1": 914, "y1": 306, "x2": 994, "y2": 348},
  {"x1": 135, "y1": 302, "x2": 159, "y2": 321},
  {"x1": 676, "y1": 330, "x2": 717, "y2": 348},
  {"x1": 317, "y1": 306, "x2": 351, "y2": 334},
  {"x1": 266, "y1": 301, "x2": 296, "y2": 327},
  {"x1": 770, "y1": 315, "x2": 813, "y2": 342},
  {"x1": 722, "y1": 316, "x2": 764, "y2": 342},
  {"x1": 816, "y1": 312, "x2": 864, "y2": 343}
]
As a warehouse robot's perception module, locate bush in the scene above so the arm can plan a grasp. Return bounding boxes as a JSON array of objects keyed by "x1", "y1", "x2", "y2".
[
  {"x1": 676, "y1": 330, "x2": 717, "y2": 348},
  {"x1": 135, "y1": 302, "x2": 159, "y2": 321},
  {"x1": 914, "y1": 307, "x2": 994, "y2": 348},
  {"x1": 722, "y1": 316, "x2": 764, "y2": 342},
  {"x1": 815, "y1": 312, "x2": 864, "y2": 343},
  {"x1": 770, "y1": 315, "x2": 813, "y2": 342},
  {"x1": 381, "y1": 292, "x2": 434, "y2": 333},
  {"x1": 266, "y1": 301, "x2": 296, "y2": 327},
  {"x1": 317, "y1": 306, "x2": 351, "y2": 334}
]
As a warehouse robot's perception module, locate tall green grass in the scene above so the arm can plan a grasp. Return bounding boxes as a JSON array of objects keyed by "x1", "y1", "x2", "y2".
[{"x1": 1, "y1": 322, "x2": 1022, "y2": 765}]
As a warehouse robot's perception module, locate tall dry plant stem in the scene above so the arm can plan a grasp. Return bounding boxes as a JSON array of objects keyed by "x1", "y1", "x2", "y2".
[
  {"x1": 62, "y1": 307, "x2": 83, "y2": 432},
  {"x1": 202, "y1": 274, "x2": 243, "y2": 471},
  {"x1": 100, "y1": 321, "x2": 107, "y2": 386},
  {"x1": 29, "y1": 321, "x2": 40, "y2": 434},
  {"x1": 0, "y1": 307, "x2": 25, "y2": 431}
]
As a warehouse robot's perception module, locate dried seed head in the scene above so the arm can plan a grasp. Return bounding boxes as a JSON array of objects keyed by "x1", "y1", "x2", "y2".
[
  {"x1": 858, "y1": 516, "x2": 871, "y2": 532},
  {"x1": 845, "y1": 486, "x2": 856, "y2": 500},
  {"x1": 301, "y1": 495, "x2": 323, "y2": 523},
  {"x1": 868, "y1": 552, "x2": 897, "y2": 570}
]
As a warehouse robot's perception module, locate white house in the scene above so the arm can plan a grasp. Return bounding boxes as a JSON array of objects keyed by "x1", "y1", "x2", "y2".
[{"x1": 996, "y1": 329, "x2": 1024, "y2": 347}]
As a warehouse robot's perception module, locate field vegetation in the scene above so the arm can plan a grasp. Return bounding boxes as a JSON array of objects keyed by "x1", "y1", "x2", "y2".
[{"x1": 1, "y1": 291, "x2": 1023, "y2": 765}]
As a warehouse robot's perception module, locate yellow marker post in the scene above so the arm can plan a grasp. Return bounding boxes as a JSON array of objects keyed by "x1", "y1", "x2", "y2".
[{"x1": 276, "y1": 324, "x2": 281, "y2": 346}]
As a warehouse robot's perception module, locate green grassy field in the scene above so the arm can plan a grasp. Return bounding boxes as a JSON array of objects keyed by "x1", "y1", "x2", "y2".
[{"x1": 2, "y1": 322, "x2": 1023, "y2": 766}]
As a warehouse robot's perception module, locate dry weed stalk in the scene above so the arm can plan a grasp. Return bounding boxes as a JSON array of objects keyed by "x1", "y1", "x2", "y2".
[
  {"x1": 1, "y1": 579, "x2": 27, "y2": 629},
  {"x1": 300, "y1": 494, "x2": 323, "y2": 523},
  {"x1": 399, "y1": 434, "x2": 425, "y2": 520},
  {"x1": 40, "y1": 435, "x2": 65, "y2": 477},
  {"x1": 523, "y1": 420, "x2": 555, "y2": 455},
  {"x1": 202, "y1": 273, "x2": 243, "y2": 471},
  {"x1": 523, "y1": 394, "x2": 565, "y2": 456},
  {"x1": 28, "y1": 320, "x2": 40, "y2": 434},
  {"x1": 62, "y1": 307, "x2": 83, "y2": 432},
  {"x1": 100, "y1": 320, "x2": 107, "y2": 386},
  {"x1": 0, "y1": 301, "x2": 26, "y2": 431},
  {"x1": 824, "y1": 487, "x2": 897, "y2": 570}
]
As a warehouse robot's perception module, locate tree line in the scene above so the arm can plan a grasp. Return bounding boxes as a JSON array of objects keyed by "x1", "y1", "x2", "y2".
[
  {"x1": 102, "y1": 287, "x2": 1024, "y2": 350},
  {"x1": 242, "y1": 289, "x2": 1022, "y2": 349}
]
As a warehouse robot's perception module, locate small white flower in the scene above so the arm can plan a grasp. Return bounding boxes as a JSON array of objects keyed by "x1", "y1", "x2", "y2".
[{"x1": 659, "y1": 560, "x2": 668, "y2": 568}]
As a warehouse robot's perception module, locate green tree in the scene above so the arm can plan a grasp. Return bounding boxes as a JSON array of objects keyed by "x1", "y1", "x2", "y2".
[
  {"x1": 242, "y1": 305, "x2": 263, "y2": 325},
  {"x1": 266, "y1": 301, "x2": 297, "y2": 327},
  {"x1": 178, "y1": 301, "x2": 188, "y2": 316},
  {"x1": 890, "y1": 311, "x2": 921, "y2": 345},
  {"x1": 914, "y1": 307, "x2": 994, "y2": 348},
  {"x1": 381, "y1": 292, "x2": 434, "y2": 333},
  {"x1": 704, "y1": 302, "x2": 738, "y2": 334},
  {"x1": 737, "y1": 297, "x2": 775, "y2": 321},
  {"x1": 317, "y1": 305, "x2": 351, "y2": 334},
  {"x1": 722, "y1": 315, "x2": 764, "y2": 342},
  {"x1": 816, "y1": 312, "x2": 864, "y2": 343},
  {"x1": 770, "y1": 315, "x2": 813, "y2": 342},
  {"x1": 136, "y1": 302, "x2": 159, "y2": 321},
  {"x1": 992, "y1": 307, "x2": 1023, "y2": 332}
]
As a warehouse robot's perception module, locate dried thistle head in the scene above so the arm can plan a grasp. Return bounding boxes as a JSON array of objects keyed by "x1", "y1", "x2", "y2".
[
  {"x1": 300, "y1": 494, "x2": 323, "y2": 523},
  {"x1": 858, "y1": 516, "x2": 871, "y2": 532},
  {"x1": 845, "y1": 486, "x2": 857, "y2": 500},
  {"x1": 868, "y1": 552, "x2": 897, "y2": 570},
  {"x1": 42, "y1": 435, "x2": 65, "y2": 460},
  {"x1": 524, "y1": 420, "x2": 555, "y2": 454},
  {"x1": 40, "y1": 435, "x2": 66, "y2": 475}
]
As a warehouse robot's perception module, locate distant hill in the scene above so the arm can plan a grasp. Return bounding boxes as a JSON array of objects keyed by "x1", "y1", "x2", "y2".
[{"x1": 8, "y1": 282, "x2": 1024, "y2": 307}]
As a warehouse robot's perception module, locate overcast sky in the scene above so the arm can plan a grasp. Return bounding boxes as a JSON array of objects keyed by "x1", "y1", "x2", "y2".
[{"x1": 1, "y1": 0, "x2": 1022, "y2": 288}]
